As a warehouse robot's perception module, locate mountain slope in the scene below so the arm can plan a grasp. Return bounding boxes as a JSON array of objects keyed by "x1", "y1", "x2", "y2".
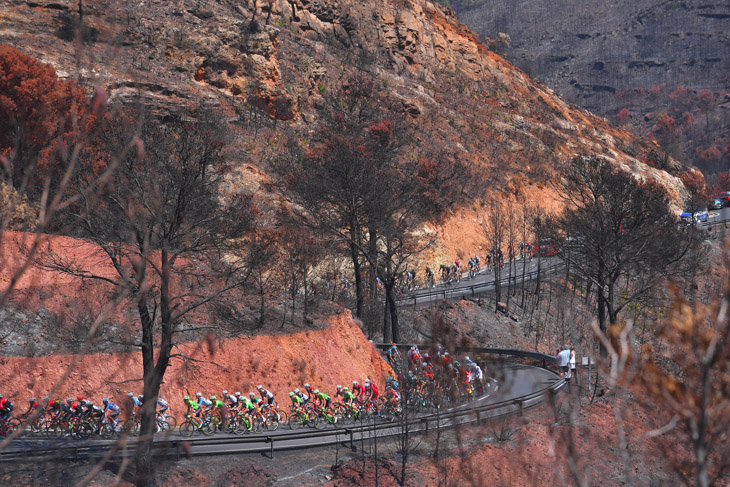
[{"x1": 0, "y1": 0, "x2": 688, "y2": 256}]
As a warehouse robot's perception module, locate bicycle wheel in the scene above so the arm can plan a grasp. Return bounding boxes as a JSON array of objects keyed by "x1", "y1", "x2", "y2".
[
  {"x1": 179, "y1": 420, "x2": 195, "y2": 437},
  {"x1": 288, "y1": 412, "x2": 303, "y2": 430},
  {"x1": 265, "y1": 412, "x2": 279, "y2": 431},
  {"x1": 201, "y1": 419, "x2": 216, "y2": 436},
  {"x1": 101, "y1": 422, "x2": 117, "y2": 439},
  {"x1": 239, "y1": 415, "x2": 253, "y2": 434},
  {"x1": 7, "y1": 418, "x2": 21, "y2": 435},
  {"x1": 308, "y1": 414, "x2": 321, "y2": 429},
  {"x1": 164, "y1": 415, "x2": 177, "y2": 429},
  {"x1": 44, "y1": 422, "x2": 64, "y2": 440},
  {"x1": 123, "y1": 418, "x2": 138, "y2": 435}
]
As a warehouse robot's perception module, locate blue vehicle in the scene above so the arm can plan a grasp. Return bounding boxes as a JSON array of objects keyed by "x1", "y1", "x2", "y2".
[{"x1": 680, "y1": 209, "x2": 709, "y2": 223}]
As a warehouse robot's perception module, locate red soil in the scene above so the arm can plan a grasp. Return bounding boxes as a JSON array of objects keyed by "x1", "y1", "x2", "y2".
[{"x1": 0, "y1": 231, "x2": 392, "y2": 417}]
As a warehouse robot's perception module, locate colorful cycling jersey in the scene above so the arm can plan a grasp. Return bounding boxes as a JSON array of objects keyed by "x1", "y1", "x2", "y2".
[
  {"x1": 260, "y1": 389, "x2": 274, "y2": 399},
  {"x1": 198, "y1": 397, "x2": 212, "y2": 407},
  {"x1": 213, "y1": 399, "x2": 225, "y2": 409},
  {"x1": 186, "y1": 399, "x2": 200, "y2": 410},
  {"x1": 131, "y1": 397, "x2": 142, "y2": 407},
  {"x1": 290, "y1": 395, "x2": 302, "y2": 406},
  {"x1": 352, "y1": 384, "x2": 364, "y2": 396},
  {"x1": 104, "y1": 402, "x2": 120, "y2": 412},
  {"x1": 225, "y1": 395, "x2": 237, "y2": 405},
  {"x1": 316, "y1": 392, "x2": 329, "y2": 401},
  {"x1": 245, "y1": 399, "x2": 256, "y2": 411},
  {"x1": 343, "y1": 391, "x2": 355, "y2": 402}
]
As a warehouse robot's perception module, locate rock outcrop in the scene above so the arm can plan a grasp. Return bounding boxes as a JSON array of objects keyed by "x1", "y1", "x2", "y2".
[{"x1": 0, "y1": 0, "x2": 690, "y2": 225}]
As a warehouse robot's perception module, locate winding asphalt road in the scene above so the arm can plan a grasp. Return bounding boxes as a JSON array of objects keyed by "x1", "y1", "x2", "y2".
[{"x1": 1, "y1": 362, "x2": 561, "y2": 459}]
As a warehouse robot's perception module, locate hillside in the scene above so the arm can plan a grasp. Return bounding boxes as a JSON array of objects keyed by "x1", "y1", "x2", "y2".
[
  {"x1": 0, "y1": 232, "x2": 392, "y2": 416},
  {"x1": 452, "y1": 0, "x2": 730, "y2": 176},
  {"x1": 0, "y1": 0, "x2": 690, "y2": 264}
]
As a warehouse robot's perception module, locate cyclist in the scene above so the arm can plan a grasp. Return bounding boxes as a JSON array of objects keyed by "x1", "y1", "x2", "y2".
[
  {"x1": 334, "y1": 385, "x2": 344, "y2": 400},
  {"x1": 363, "y1": 380, "x2": 379, "y2": 401},
  {"x1": 102, "y1": 398, "x2": 121, "y2": 428},
  {"x1": 425, "y1": 265, "x2": 435, "y2": 287},
  {"x1": 249, "y1": 392, "x2": 262, "y2": 409},
  {"x1": 128, "y1": 392, "x2": 142, "y2": 414},
  {"x1": 288, "y1": 391, "x2": 303, "y2": 410},
  {"x1": 184, "y1": 395, "x2": 201, "y2": 418},
  {"x1": 72, "y1": 397, "x2": 85, "y2": 417},
  {"x1": 386, "y1": 343, "x2": 400, "y2": 365},
  {"x1": 22, "y1": 397, "x2": 41, "y2": 418},
  {"x1": 342, "y1": 387, "x2": 355, "y2": 405},
  {"x1": 157, "y1": 397, "x2": 169, "y2": 419},
  {"x1": 313, "y1": 389, "x2": 331, "y2": 410},
  {"x1": 474, "y1": 255, "x2": 481, "y2": 270},
  {"x1": 257, "y1": 385, "x2": 275, "y2": 406},
  {"x1": 0, "y1": 399, "x2": 13, "y2": 422},
  {"x1": 407, "y1": 345, "x2": 421, "y2": 368},
  {"x1": 241, "y1": 395, "x2": 257, "y2": 431},
  {"x1": 48, "y1": 399, "x2": 63, "y2": 419},
  {"x1": 469, "y1": 360, "x2": 484, "y2": 393},
  {"x1": 467, "y1": 256, "x2": 475, "y2": 271},
  {"x1": 224, "y1": 391, "x2": 238, "y2": 409},
  {"x1": 294, "y1": 388, "x2": 309, "y2": 405},
  {"x1": 302, "y1": 383, "x2": 314, "y2": 404},
  {"x1": 210, "y1": 395, "x2": 227, "y2": 429},
  {"x1": 351, "y1": 381, "x2": 364, "y2": 400},
  {"x1": 196, "y1": 392, "x2": 212, "y2": 412}
]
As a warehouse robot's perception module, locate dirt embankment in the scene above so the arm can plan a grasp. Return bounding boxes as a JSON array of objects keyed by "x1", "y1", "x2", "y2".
[
  {"x1": 0, "y1": 309, "x2": 391, "y2": 417},
  {"x1": 0, "y1": 231, "x2": 392, "y2": 417}
]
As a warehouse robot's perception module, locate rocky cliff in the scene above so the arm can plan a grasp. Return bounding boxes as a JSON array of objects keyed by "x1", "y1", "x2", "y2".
[{"x1": 0, "y1": 0, "x2": 689, "y2": 242}]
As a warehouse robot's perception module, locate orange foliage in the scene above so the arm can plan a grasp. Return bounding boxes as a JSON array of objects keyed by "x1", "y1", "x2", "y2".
[{"x1": 0, "y1": 45, "x2": 93, "y2": 189}]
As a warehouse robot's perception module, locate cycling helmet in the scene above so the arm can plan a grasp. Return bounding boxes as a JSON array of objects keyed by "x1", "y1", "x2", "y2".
[
  {"x1": 294, "y1": 388, "x2": 300, "y2": 393},
  {"x1": 127, "y1": 392, "x2": 134, "y2": 397},
  {"x1": 249, "y1": 392, "x2": 255, "y2": 397},
  {"x1": 288, "y1": 392, "x2": 294, "y2": 397},
  {"x1": 465, "y1": 356, "x2": 471, "y2": 362},
  {"x1": 54, "y1": 400, "x2": 61, "y2": 405},
  {"x1": 210, "y1": 395, "x2": 216, "y2": 400},
  {"x1": 196, "y1": 392, "x2": 202, "y2": 398},
  {"x1": 336, "y1": 385, "x2": 342, "y2": 389},
  {"x1": 392, "y1": 342, "x2": 397, "y2": 346},
  {"x1": 257, "y1": 385, "x2": 263, "y2": 390},
  {"x1": 29, "y1": 397, "x2": 36, "y2": 402},
  {"x1": 343, "y1": 387, "x2": 348, "y2": 392},
  {"x1": 235, "y1": 392, "x2": 241, "y2": 396},
  {"x1": 365, "y1": 379, "x2": 370, "y2": 384},
  {"x1": 43, "y1": 396, "x2": 49, "y2": 401},
  {"x1": 222, "y1": 390, "x2": 228, "y2": 395},
  {"x1": 0, "y1": 394, "x2": 3, "y2": 398},
  {"x1": 352, "y1": 381, "x2": 358, "y2": 385},
  {"x1": 314, "y1": 389, "x2": 319, "y2": 394},
  {"x1": 183, "y1": 395, "x2": 190, "y2": 400},
  {"x1": 77, "y1": 395, "x2": 84, "y2": 401},
  {"x1": 66, "y1": 398, "x2": 73, "y2": 403},
  {"x1": 138, "y1": 395, "x2": 144, "y2": 401},
  {"x1": 102, "y1": 398, "x2": 109, "y2": 403},
  {"x1": 422, "y1": 363, "x2": 427, "y2": 367},
  {"x1": 304, "y1": 383, "x2": 310, "y2": 388}
]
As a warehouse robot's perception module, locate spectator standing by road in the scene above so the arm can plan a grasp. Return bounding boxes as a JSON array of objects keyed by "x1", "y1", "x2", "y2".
[
  {"x1": 569, "y1": 349, "x2": 577, "y2": 384},
  {"x1": 556, "y1": 347, "x2": 570, "y2": 379}
]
